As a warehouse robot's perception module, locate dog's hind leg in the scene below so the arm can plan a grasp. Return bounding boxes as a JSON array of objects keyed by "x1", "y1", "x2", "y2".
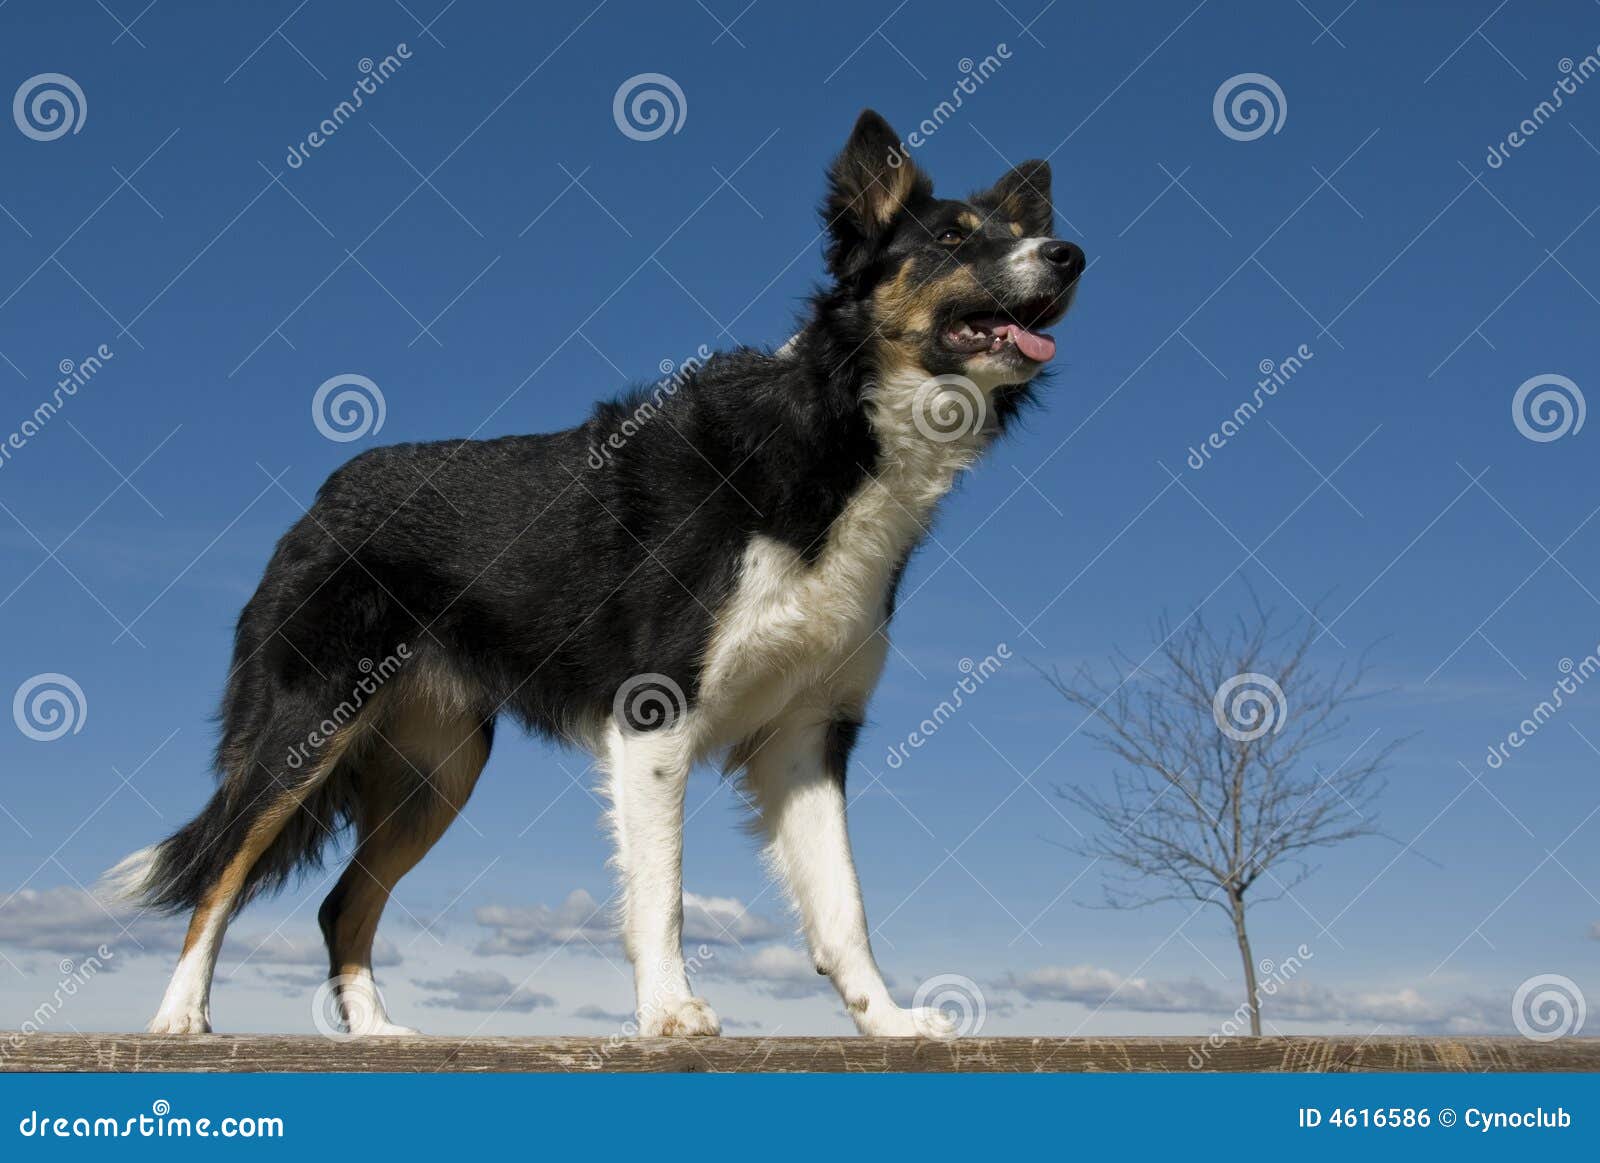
[
  {"x1": 741, "y1": 708, "x2": 957, "y2": 1038},
  {"x1": 146, "y1": 723, "x2": 364, "y2": 1035},
  {"x1": 318, "y1": 692, "x2": 491, "y2": 1036},
  {"x1": 600, "y1": 722, "x2": 720, "y2": 1037}
]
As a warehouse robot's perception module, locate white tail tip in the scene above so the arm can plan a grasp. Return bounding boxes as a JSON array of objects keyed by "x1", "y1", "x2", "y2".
[{"x1": 95, "y1": 845, "x2": 159, "y2": 906}]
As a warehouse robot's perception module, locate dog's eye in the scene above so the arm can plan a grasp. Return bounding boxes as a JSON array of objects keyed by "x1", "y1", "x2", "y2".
[{"x1": 937, "y1": 229, "x2": 966, "y2": 245}]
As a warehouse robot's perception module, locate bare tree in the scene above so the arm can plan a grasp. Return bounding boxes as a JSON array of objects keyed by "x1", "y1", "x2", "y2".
[{"x1": 1039, "y1": 603, "x2": 1399, "y2": 1035}]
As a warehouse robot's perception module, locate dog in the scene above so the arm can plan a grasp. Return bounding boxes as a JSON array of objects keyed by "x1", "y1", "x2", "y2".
[{"x1": 105, "y1": 109, "x2": 1084, "y2": 1038}]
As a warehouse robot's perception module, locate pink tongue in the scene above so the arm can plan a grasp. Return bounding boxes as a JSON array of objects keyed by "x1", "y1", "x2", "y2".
[{"x1": 994, "y1": 323, "x2": 1056, "y2": 362}]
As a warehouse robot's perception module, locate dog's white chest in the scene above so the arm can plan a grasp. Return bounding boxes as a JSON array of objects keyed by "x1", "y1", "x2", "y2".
[{"x1": 695, "y1": 369, "x2": 981, "y2": 734}]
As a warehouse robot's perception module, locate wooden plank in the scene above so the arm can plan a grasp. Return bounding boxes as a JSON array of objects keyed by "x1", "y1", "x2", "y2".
[{"x1": 3, "y1": 1035, "x2": 1597, "y2": 1073}]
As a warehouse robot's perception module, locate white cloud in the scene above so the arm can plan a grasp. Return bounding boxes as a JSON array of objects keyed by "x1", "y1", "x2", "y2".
[
  {"x1": 1006, "y1": 965, "x2": 1228, "y2": 1014},
  {"x1": 473, "y1": 888, "x2": 781, "y2": 955},
  {"x1": 682, "y1": 892, "x2": 781, "y2": 944},
  {"x1": 473, "y1": 890, "x2": 616, "y2": 955},
  {"x1": 222, "y1": 931, "x2": 401, "y2": 968},
  {"x1": 414, "y1": 970, "x2": 556, "y2": 1012},
  {"x1": 1003, "y1": 965, "x2": 1502, "y2": 1032},
  {"x1": 704, "y1": 944, "x2": 828, "y2": 1000},
  {"x1": 0, "y1": 887, "x2": 182, "y2": 958}
]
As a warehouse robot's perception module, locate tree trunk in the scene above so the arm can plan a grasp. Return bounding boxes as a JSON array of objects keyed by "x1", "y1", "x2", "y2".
[{"x1": 1229, "y1": 891, "x2": 1261, "y2": 1036}]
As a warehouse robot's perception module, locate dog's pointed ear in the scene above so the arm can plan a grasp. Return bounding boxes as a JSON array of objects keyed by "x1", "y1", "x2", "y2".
[
  {"x1": 976, "y1": 160, "x2": 1053, "y2": 237},
  {"x1": 822, "y1": 110, "x2": 929, "y2": 279}
]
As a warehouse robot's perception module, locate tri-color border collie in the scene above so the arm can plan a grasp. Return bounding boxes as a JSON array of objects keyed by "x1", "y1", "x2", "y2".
[{"x1": 107, "y1": 110, "x2": 1085, "y2": 1038}]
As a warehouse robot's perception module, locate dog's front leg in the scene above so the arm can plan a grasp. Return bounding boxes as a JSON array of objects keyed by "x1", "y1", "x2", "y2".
[
  {"x1": 602, "y1": 724, "x2": 721, "y2": 1037},
  {"x1": 744, "y1": 714, "x2": 957, "y2": 1037}
]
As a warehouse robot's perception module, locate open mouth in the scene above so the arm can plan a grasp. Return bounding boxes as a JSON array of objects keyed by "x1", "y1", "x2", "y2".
[{"x1": 940, "y1": 295, "x2": 1070, "y2": 363}]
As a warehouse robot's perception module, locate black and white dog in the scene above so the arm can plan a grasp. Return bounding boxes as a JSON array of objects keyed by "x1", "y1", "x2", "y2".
[{"x1": 108, "y1": 110, "x2": 1084, "y2": 1038}]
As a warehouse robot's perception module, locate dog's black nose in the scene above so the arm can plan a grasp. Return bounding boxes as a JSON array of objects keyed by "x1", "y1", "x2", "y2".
[{"x1": 1042, "y1": 240, "x2": 1086, "y2": 278}]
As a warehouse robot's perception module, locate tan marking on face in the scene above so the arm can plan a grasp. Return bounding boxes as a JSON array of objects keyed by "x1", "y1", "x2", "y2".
[
  {"x1": 957, "y1": 210, "x2": 982, "y2": 232},
  {"x1": 871, "y1": 262, "x2": 981, "y2": 337},
  {"x1": 1008, "y1": 221, "x2": 1024, "y2": 238}
]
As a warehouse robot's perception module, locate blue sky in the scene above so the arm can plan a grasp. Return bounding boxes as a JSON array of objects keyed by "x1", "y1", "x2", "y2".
[{"x1": 1, "y1": 0, "x2": 1597, "y2": 1040}]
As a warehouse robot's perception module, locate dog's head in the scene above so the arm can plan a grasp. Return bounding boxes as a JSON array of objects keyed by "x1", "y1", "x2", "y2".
[{"x1": 821, "y1": 109, "x2": 1084, "y2": 387}]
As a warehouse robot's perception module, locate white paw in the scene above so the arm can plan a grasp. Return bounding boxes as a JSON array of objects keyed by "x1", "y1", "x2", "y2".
[
  {"x1": 147, "y1": 1009, "x2": 210, "y2": 1035},
  {"x1": 856, "y1": 1004, "x2": 960, "y2": 1039},
  {"x1": 348, "y1": 1020, "x2": 420, "y2": 1037},
  {"x1": 638, "y1": 996, "x2": 721, "y2": 1037}
]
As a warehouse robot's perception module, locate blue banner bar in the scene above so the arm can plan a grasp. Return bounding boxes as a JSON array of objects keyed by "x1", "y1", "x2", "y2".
[{"x1": 3, "y1": 1073, "x2": 1594, "y2": 1158}]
